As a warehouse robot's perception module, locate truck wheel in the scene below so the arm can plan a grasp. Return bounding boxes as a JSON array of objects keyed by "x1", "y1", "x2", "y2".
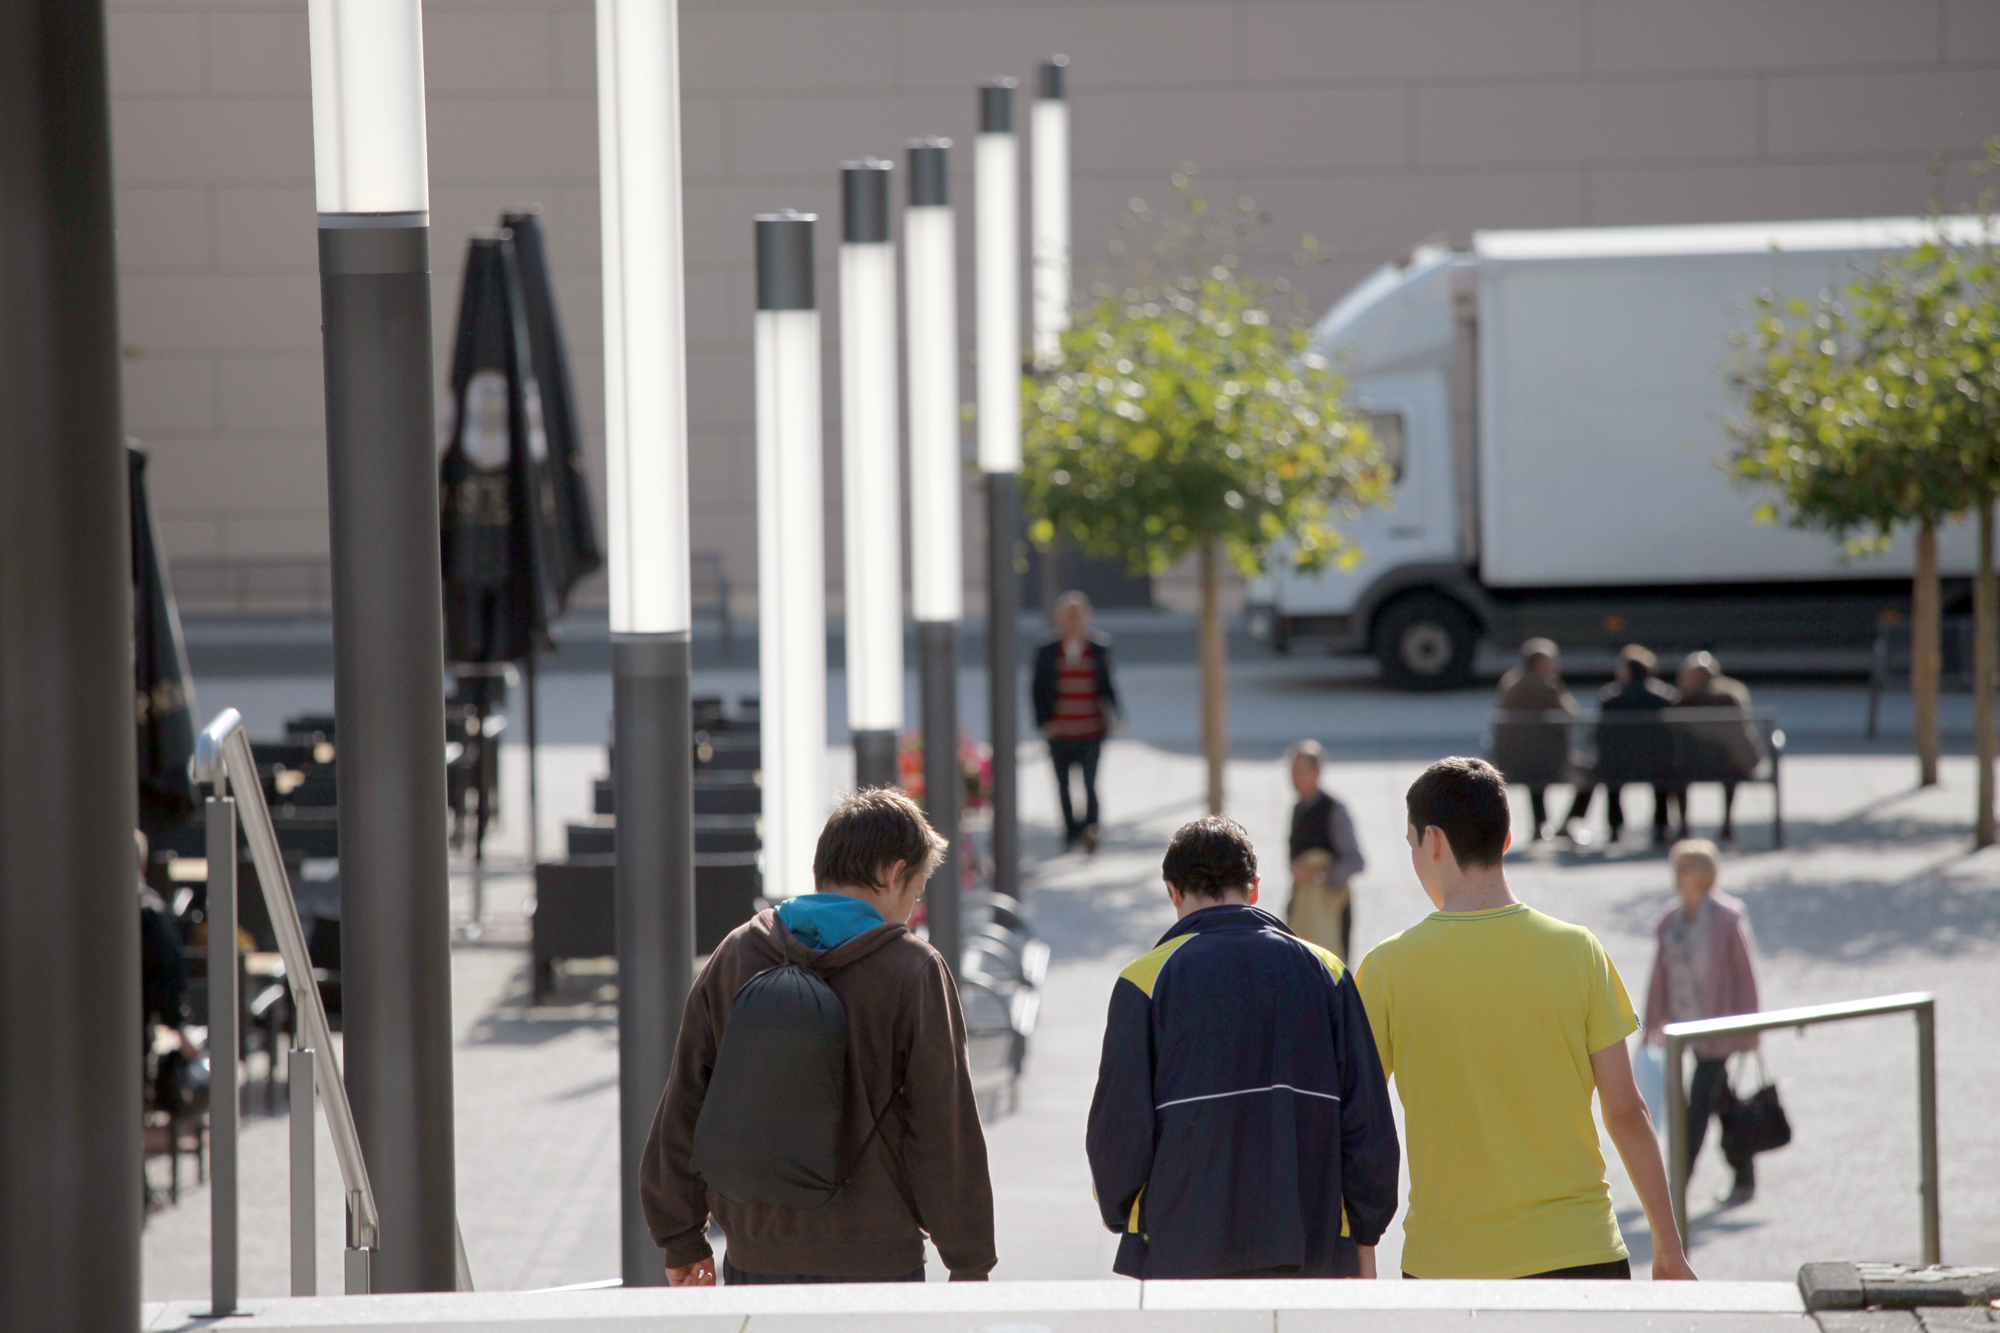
[{"x1": 1374, "y1": 593, "x2": 1478, "y2": 691}]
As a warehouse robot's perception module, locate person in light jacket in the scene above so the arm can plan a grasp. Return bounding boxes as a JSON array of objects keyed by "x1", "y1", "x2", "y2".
[{"x1": 1643, "y1": 839, "x2": 1763, "y2": 1207}]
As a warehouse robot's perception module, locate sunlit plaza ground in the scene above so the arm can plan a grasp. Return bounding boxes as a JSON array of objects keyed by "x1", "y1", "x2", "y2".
[{"x1": 140, "y1": 623, "x2": 2000, "y2": 1299}]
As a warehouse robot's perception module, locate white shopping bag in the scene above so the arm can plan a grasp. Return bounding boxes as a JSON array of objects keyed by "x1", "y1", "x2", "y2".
[{"x1": 1632, "y1": 1039, "x2": 1667, "y2": 1132}]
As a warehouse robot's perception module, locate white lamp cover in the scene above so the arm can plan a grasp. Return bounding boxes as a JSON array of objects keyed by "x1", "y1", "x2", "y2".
[
  {"x1": 840, "y1": 241, "x2": 905, "y2": 733},
  {"x1": 755, "y1": 307, "x2": 829, "y2": 898},
  {"x1": 975, "y1": 131, "x2": 1021, "y2": 474},
  {"x1": 1030, "y1": 97, "x2": 1070, "y2": 367},
  {"x1": 597, "y1": 0, "x2": 692, "y2": 636},
  {"x1": 307, "y1": 0, "x2": 430, "y2": 215},
  {"x1": 905, "y1": 204, "x2": 963, "y2": 623}
]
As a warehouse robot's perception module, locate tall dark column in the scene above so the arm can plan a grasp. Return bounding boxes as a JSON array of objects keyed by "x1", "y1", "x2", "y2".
[
  {"x1": 596, "y1": 0, "x2": 696, "y2": 1282},
  {"x1": 319, "y1": 218, "x2": 459, "y2": 1293},
  {"x1": 905, "y1": 137, "x2": 964, "y2": 971},
  {"x1": 839, "y1": 160, "x2": 906, "y2": 792},
  {"x1": 976, "y1": 80, "x2": 1022, "y2": 904},
  {"x1": 0, "y1": 5, "x2": 142, "y2": 1326},
  {"x1": 920, "y1": 622, "x2": 963, "y2": 969},
  {"x1": 613, "y1": 634, "x2": 692, "y2": 1284},
  {"x1": 985, "y1": 475, "x2": 1020, "y2": 899}
]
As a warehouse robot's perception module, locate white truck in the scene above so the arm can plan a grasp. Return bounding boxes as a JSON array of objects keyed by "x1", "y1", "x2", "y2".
[{"x1": 1249, "y1": 216, "x2": 1984, "y2": 689}]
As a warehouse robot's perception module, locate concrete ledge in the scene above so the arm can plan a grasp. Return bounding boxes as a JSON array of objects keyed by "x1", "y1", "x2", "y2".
[
  {"x1": 1142, "y1": 1278, "x2": 1806, "y2": 1312},
  {"x1": 145, "y1": 1278, "x2": 1808, "y2": 1332}
]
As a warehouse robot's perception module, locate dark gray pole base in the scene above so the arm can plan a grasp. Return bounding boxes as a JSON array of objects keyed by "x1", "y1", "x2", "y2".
[
  {"x1": 919, "y1": 621, "x2": 962, "y2": 974},
  {"x1": 319, "y1": 219, "x2": 458, "y2": 1294},
  {"x1": 613, "y1": 633, "x2": 693, "y2": 1288},
  {"x1": 853, "y1": 728, "x2": 900, "y2": 790},
  {"x1": 985, "y1": 472, "x2": 1020, "y2": 903},
  {"x1": 205, "y1": 797, "x2": 239, "y2": 1317},
  {"x1": 0, "y1": 4, "x2": 143, "y2": 1326}
]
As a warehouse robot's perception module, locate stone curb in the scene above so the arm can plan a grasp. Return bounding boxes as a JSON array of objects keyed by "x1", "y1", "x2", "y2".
[{"x1": 1800, "y1": 1264, "x2": 2000, "y2": 1312}]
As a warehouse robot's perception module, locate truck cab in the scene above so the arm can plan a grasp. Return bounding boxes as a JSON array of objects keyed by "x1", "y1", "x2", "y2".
[{"x1": 1249, "y1": 243, "x2": 1485, "y2": 688}]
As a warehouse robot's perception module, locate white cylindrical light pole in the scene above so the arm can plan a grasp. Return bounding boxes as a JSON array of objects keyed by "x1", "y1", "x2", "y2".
[
  {"x1": 756, "y1": 213, "x2": 830, "y2": 901},
  {"x1": 905, "y1": 138, "x2": 963, "y2": 973},
  {"x1": 840, "y1": 161, "x2": 905, "y2": 789},
  {"x1": 1031, "y1": 55, "x2": 1070, "y2": 369},
  {"x1": 306, "y1": 0, "x2": 455, "y2": 1292},
  {"x1": 976, "y1": 79, "x2": 1022, "y2": 906},
  {"x1": 595, "y1": 0, "x2": 694, "y2": 1287}
]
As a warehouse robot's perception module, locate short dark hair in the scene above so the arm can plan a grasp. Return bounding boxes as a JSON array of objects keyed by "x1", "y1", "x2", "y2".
[
  {"x1": 1405, "y1": 757, "x2": 1510, "y2": 868},
  {"x1": 1161, "y1": 816, "x2": 1258, "y2": 900},
  {"x1": 814, "y1": 787, "x2": 948, "y2": 891}
]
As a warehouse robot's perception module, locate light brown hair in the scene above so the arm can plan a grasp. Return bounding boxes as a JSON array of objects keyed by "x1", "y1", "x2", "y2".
[{"x1": 814, "y1": 786, "x2": 949, "y2": 891}]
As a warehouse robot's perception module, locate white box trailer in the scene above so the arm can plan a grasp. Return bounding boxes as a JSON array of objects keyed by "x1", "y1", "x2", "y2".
[{"x1": 1250, "y1": 217, "x2": 1985, "y2": 688}]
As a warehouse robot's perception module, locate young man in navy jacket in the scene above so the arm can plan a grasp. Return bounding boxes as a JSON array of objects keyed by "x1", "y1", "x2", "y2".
[{"x1": 1086, "y1": 816, "x2": 1399, "y2": 1279}]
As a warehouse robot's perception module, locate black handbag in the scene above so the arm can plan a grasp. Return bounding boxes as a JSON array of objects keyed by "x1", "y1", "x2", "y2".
[{"x1": 1717, "y1": 1053, "x2": 1791, "y2": 1159}]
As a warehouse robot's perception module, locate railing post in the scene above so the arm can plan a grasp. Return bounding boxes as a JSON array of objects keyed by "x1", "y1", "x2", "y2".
[
  {"x1": 204, "y1": 793, "x2": 239, "y2": 1317},
  {"x1": 1867, "y1": 623, "x2": 1889, "y2": 739},
  {"x1": 345, "y1": 1215, "x2": 374, "y2": 1296},
  {"x1": 1916, "y1": 999, "x2": 1940, "y2": 1265},
  {"x1": 1663, "y1": 1032, "x2": 1688, "y2": 1248},
  {"x1": 1770, "y1": 727, "x2": 1785, "y2": 848},
  {"x1": 291, "y1": 1047, "x2": 317, "y2": 1296}
]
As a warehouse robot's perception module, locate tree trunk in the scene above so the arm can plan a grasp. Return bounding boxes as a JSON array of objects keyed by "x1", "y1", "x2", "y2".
[
  {"x1": 1977, "y1": 502, "x2": 1996, "y2": 847},
  {"x1": 1199, "y1": 538, "x2": 1228, "y2": 815},
  {"x1": 1913, "y1": 521, "x2": 1942, "y2": 788}
]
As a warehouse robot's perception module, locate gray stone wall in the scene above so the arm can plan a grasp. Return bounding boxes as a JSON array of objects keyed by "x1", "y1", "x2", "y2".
[{"x1": 107, "y1": 0, "x2": 2000, "y2": 613}]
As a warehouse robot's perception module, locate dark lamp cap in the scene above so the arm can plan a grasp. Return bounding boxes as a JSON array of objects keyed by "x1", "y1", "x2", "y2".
[
  {"x1": 906, "y1": 138, "x2": 950, "y2": 207},
  {"x1": 755, "y1": 211, "x2": 816, "y2": 311},
  {"x1": 1039, "y1": 55, "x2": 1068, "y2": 100},
  {"x1": 841, "y1": 160, "x2": 893, "y2": 243},
  {"x1": 979, "y1": 78, "x2": 1017, "y2": 133}
]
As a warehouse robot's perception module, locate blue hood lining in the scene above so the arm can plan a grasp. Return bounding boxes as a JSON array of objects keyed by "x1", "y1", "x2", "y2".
[{"x1": 775, "y1": 893, "x2": 887, "y2": 952}]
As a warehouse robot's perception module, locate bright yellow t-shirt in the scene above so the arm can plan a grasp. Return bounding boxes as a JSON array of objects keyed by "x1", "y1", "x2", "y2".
[{"x1": 1355, "y1": 903, "x2": 1637, "y2": 1279}]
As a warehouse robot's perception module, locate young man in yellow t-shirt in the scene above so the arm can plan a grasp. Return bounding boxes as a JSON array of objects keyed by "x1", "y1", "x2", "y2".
[{"x1": 1355, "y1": 757, "x2": 1696, "y2": 1281}]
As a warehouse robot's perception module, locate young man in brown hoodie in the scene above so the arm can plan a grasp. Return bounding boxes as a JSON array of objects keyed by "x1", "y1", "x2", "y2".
[{"x1": 640, "y1": 787, "x2": 997, "y2": 1285}]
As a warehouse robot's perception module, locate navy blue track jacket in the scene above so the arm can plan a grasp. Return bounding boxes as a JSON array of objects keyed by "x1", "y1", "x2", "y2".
[{"x1": 1085, "y1": 904, "x2": 1399, "y2": 1279}]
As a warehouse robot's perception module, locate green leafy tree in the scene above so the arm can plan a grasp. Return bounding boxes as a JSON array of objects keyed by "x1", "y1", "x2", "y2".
[
  {"x1": 1730, "y1": 207, "x2": 2000, "y2": 840},
  {"x1": 1728, "y1": 274, "x2": 1964, "y2": 789},
  {"x1": 1022, "y1": 178, "x2": 1391, "y2": 812},
  {"x1": 1912, "y1": 224, "x2": 2000, "y2": 845}
]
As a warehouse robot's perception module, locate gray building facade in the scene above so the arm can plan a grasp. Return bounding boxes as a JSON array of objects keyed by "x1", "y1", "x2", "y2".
[{"x1": 106, "y1": 0, "x2": 2000, "y2": 613}]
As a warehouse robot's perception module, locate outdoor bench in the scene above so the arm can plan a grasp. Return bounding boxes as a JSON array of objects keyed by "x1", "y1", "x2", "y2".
[{"x1": 1486, "y1": 708, "x2": 1786, "y2": 846}]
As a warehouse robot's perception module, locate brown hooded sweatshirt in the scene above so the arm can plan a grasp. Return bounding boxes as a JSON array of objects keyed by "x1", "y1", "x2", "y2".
[{"x1": 640, "y1": 907, "x2": 997, "y2": 1279}]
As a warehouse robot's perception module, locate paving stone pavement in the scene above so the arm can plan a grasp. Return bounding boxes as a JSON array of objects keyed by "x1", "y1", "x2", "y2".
[{"x1": 144, "y1": 672, "x2": 2000, "y2": 1299}]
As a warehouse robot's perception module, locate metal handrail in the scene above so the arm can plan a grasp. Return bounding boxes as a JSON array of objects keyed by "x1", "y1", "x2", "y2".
[
  {"x1": 196, "y1": 710, "x2": 382, "y2": 1261},
  {"x1": 1661, "y1": 992, "x2": 1938, "y2": 1264},
  {"x1": 199, "y1": 707, "x2": 476, "y2": 1294}
]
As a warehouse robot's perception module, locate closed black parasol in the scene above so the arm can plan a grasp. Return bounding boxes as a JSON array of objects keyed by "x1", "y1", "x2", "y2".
[
  {"x1": 130, "y1": 443, "x2": 198, "y2": 844},
  {"x1": 440, "y1": 230, "x2": 558, "y2": 666},
  {"x1": 502, "y1": 208, "x2": 601, "y2": 608}
]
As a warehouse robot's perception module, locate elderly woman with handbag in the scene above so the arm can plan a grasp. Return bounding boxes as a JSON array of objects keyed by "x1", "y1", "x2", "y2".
[{"x1": 1643, "y1": 839, "x2": 1765, "y2": 1207}]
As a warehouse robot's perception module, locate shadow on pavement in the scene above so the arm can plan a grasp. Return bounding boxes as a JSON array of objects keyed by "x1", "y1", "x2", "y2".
[
  {"x1": 1728, "y1": 874, "x2": 2000, "y2": 960},
  {"x1": 465, "y1": 959, "x2": 617, "y2": 1045},
  {"x1": 1022, "y1": 816, "x2": 1182, "y2": 966},
  {"x1": 1611, "y1": 870, "x2": 2000, "y2": 961},
  {"x1": 1616, "y1": 1201, "x2": 1766, "y2": 1273}
]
